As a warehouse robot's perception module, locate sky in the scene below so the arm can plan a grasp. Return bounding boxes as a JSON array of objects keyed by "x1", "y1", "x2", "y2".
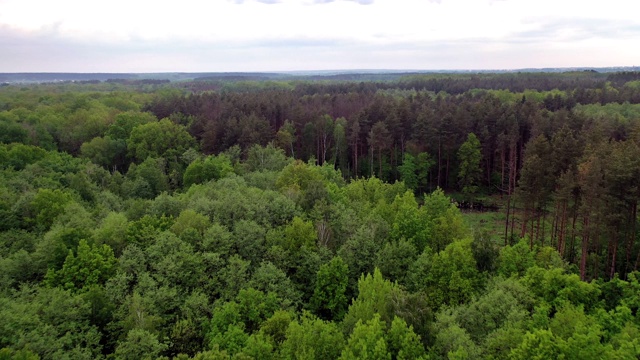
[{"x1": 0, "y1": 0, "x2": 639, "y2": 72}]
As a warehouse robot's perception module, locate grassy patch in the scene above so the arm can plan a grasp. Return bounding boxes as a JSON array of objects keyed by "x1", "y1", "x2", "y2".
[{"x1": 462, "y1": 210, "x2": 506, "y2": 242}]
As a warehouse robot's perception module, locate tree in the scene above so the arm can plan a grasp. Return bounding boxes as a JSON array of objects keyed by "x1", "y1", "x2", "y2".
[
  {"x1": 114, "y1": 329, "x2": 167, "y2": 360},
  {"x1": 337, "y1": 226, "x2": 381, "y2": 293},
  {"x1": 124, "y1": 157, "x2": 170, "y2": 199},
  {"x1": 387, "y1": 317, "x2": 427, "y2": 360},
  {"x1": 509, "y1": 329, "x2": 559, "y2": 360},
  {"x1": 415, "y1": 152, "x2": 435, "y2": 194},
  {"x1": 368, "y1": 121, "x2": 391, "y2": 179},
  {"x1": 310, "y1": 256, "x2": 349, "y2": 321},
  {"x1": 281, "y1": 216, "x2": 318, "y2": 253},
  {"x1": 375, "y1": 239, "x2": 418, "y2": 285},
  {"x1": 93, "y1": 212, "x2": 129, "y2": 256},
  {"x1": 0, "y1": 286, "x2": 103, "y2": 359},
  {"x1": 183, "y1": 154, "x2": 234, "y2": 187},
  {"x1": 280, "y1": 313, "x2": 345, "y2": 360},
  {"x1": 339, "y1": 315, "x2": 390, "y2": 360},
  {"x1": 316, "y1": 114, "x2": 334, "y2": 165},
  {"x1": 106, "y1": 111, "x2": 158, "y2": 140},
  {"x1": 170, "y1": 209, "x2": 210, "y2": 239},
  {"x1": 430, "y1": 311, "x2": 481, "y2": 360},
  {"x1": 418, "y1": 239, "x2": 481, "y2": 309},
  {"x1": 517, "y1": 135, "x2": 554, "y2": 246},
  {"x1": 422, "y1": 188, "x2": 468, "y2": 252},
  {"x1": 350, "y1": 118, "x2": 361, "y2": 177},
  {"x1": 275, "y1": 120, "x2": 296, "y2": 157},
  {"x1": 333, "y1": 117, "x2": 349, "y2": 175},
  {"x1": 389, "y1": 191, "x2": 428, "y2": 253},
  {"x1": 127, "y1": 118, "x2": 196, "y2": 163},
  {"x1": 242, "y1": 333, "x2": 275, "y2": 360},
  {"x1": 342, "y1": 268, "x2": 401, "y2": 334},
  {"x1": 44, "y1": 239, "x2": 117, "y2": 292},
  {"x1": 248, "y1": 262, "x2": 302, "y2": 308},
  {"x1": 246, "y1": 143, "x2": 290, "y2": 172},
  {"x1": 28, "y1": 188, "x2": 74, "y2": 231},
  {"x1": 398, "y1": 153, "x2": 418, "y2": 191},
  {"x1": 80, "y1": 136, "x2": 127, "y2": 170},
  {"x1": 457, "y1": 132, "x2": 482, "y2": 202},
  {"x1": 497, "y1": 238, "x2": 536, "y2": 277},
  {"x1": 0, "y1": 348, "x2": 39, "y2": 360}
]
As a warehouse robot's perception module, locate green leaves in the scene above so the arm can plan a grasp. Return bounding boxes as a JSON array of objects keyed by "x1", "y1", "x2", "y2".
[
  {"x1": 114, "y1": 328, "x2": 167, "y2": 360},
  {"x1": 127, "y1": 118, "x2": 196, "y2": 163},
  {"x1": 44, "y1": 239, "x2": 116, "y2": 292},
  {"x1": 280, "y1": 313, "x2": 345, "y2": 360},
  {"x1": 457, "y1": 132, "x2": 482, "y2": 199},
  {"x1": 183, "y1": 154, "x2": 234, "y2": 187},
  {"x1": 207, "y1": 288, "x2": 281, "y2": 355},
  {"x1": 29, "y1": 188, "x2": 73, "y2": 230},
  {"x1": 340, "y1": 315, "x2": 390, "y2": 360},
  {"x1": 311, "y1": 256, "x2": 349, "y2": 321},
  {"x1": 342, "y1": 268, "x2": 401, "y2": 334}
]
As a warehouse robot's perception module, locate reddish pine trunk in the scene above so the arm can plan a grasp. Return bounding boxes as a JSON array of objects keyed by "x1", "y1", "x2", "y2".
[
  {"x1": 559, "y1": 202, "x2": 568, "y2": 256},
  {"x1": 437, "y1": 140, "x2": 442, "y2": 187},
  {"x1": 354, "y1": 139, "x2": 358, "y2": 177},
  {"x1": 580, "y1": 213, "x2": 590, "y2": 281},
  {"x1": 521, "y1": 207, "x2": 528, "y2": 239},
  {"x1": 505, "y1": 195, "x2": 512, "y2": 246},
  {"x1": 500, "y1": 148, "x2": 506, "y2": 194},
  {"x1": 625, "y1": 202, "x2": 637, "y2": 275},
  {"x1": 610, "y1": 233, "x2": 618, "y2": 279},
  {"x1": 379, "y1": 147, "x2": 383, "y2": 178},
  {"x1": 569, "y1": 204, "x2": 578, "y2": 264}
]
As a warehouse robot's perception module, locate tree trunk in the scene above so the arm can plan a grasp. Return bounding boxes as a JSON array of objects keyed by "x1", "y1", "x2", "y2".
[
  {"x1": 437, "y1": 139, "x2": 442, "y2": 188},
  {"x1": 354, "y1": 139, "x2": 358, "y2": 178},
  {"x1": 580, "y1": 215, "x2": 589, "y2": 281},
  {"x1": 559, "y1": 201, "x2": 568, "y2": 256},
  {"x1": 521, "y1": 207, "x2": 528, "y2": 239},
  {"x1": 505, "y1": 195, "x2": 512, "y2": 246},
  {"x1": 625, "y1": 202, "x2": 637, "y2": 276},
  {"x1": 530, "y1": 202, "x2": 536, "y2": 249},
  {"x1": 370, "y1": 145, "x2": 374, "y2": 177},
  {"x1": 541, "y1": 209, "x2": 547, "y2": 247},
  {"x1": 569, "y1": 204, "x2": 578, "y2": 264},
  {"x1": 379, "y1": 147, "x2": 383, "y2": 179},
  {"x1": 446, "y1": 154, "x2": 450, "y2": 189},
  {"x1": 500, "y1": 147, "x2": 506, "y2": 195},
  {"x1": 610, "y1": 229, "x2": 618, "y2": 279}
]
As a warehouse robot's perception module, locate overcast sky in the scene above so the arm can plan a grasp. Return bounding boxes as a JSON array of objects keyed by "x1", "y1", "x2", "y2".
[{"x1": 1, "y1": 0, "x2": 638, "y2": 72}]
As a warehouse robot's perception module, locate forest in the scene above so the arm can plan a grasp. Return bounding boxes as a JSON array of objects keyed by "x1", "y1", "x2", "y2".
[{"x1": 2, "y1": 71, "x2": 640, "y2": 359}]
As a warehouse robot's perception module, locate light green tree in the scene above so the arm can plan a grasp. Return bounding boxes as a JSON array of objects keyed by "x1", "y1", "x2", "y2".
[
  {"x1": 127, "y1": 118, "x2": 196, "y2": 162},
  {"x1": 280, "y1": 313, "x2": 345, "y2": 360},
  {"x1": 342, "y1": 268, "x2": 401, "y2": 334},
  {"x1": 457, "y1": 132, "x2": 482, "y2": 201},
  {"x1": 387, "y1": 317, "x2": 427, "y2": 360},
  {"x1": 398, "y1": 153, "x2": 418, "y2": 191},
  {"x1": 310, "y1": 256, "x2": 349, "y2": 321},
  {"x1": 114, "y1": 328, "x2": 167, "y2": 360},
  {"x1": 44, "y1": 239, "x2": 117, "y2": 292},
  {"x1": 339, "y1": 315, "x2": 391, "y2": 360}
]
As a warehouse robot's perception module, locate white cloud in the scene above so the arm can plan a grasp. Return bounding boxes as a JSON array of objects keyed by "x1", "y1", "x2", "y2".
[{"x1": 0, "y1": 0, "x2": 638, "y2": 71}]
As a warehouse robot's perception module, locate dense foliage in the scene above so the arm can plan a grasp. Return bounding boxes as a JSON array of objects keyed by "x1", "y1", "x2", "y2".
[{"x1": 2, "y1": 72, "x2": 640, "y2": 359}]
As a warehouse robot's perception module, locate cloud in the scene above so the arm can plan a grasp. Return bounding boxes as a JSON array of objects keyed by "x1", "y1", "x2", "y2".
[
  {"x1": 508, "y1": 17, "x2": 640, "y2": 44},
  {"x1": 0, "y1": 0, "x2": 638, "y2": 72},
  {"x1": 231, "y1": 0, "x2": 281, "y2": 4},
  {"x1": 309, "y1": 0, "x2": 374, "y2": 4}
]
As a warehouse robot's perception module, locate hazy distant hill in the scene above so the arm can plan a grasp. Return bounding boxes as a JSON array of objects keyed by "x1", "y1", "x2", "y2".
[{"x1": 1, "y1": 67, "x2": 639, "y2": 84}]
